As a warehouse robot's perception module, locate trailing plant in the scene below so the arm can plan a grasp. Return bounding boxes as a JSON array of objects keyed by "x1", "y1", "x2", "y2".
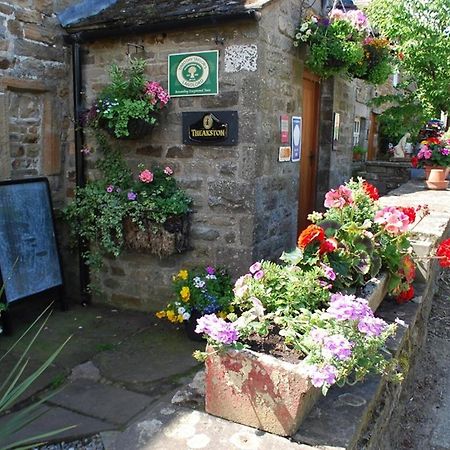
[
  {"x1": 63, "y1": 135, "x2": 192, "y2": 274},
  {"x1": 85, "y1": 58, "x2": 170, "y2": 138}
]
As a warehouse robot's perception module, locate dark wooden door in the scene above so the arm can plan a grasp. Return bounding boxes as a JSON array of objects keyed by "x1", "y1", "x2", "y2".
[{"x1": 298, "y1": 71, "x2": 320, "y2": 233}]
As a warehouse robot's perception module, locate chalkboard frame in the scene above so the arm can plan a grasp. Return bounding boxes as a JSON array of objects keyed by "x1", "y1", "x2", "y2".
[{"x1": 0, "y1": 177, "x2": 64, "y2": 318}]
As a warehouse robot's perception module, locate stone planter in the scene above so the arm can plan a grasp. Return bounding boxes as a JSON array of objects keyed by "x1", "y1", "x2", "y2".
[
  {"x1": 123, "y1": 214, "x2": 190, "y2": 256},
  {"x1": 205, "y1": 346, "x2": 321, "y2": 436},
  {"x1": 204, "y1": 272, "x2": 389, "y2": 436}
]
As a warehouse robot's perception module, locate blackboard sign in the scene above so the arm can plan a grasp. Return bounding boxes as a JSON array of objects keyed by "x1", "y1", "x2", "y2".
[{"x1": 0, "y1": 178, "x2": 63, "y2": 304}]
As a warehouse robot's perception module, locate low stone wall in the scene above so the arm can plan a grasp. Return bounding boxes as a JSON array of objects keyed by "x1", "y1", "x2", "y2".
[
  {"x1": 293, "y1": 181, "x2": 450, "y2": 449},
  {"x1": 358, "y1": 161, "x2": 411, "y2": 196}
]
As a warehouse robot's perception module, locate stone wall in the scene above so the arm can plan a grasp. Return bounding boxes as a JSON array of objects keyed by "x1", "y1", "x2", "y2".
[{"x1": 361, "y1": 161, "x2": 411, "y2": 196}]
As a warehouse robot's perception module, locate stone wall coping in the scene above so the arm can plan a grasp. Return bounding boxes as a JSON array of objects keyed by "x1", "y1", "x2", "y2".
[{"x1": 365, "y1": 161, "x2": 411, "y2": 168}]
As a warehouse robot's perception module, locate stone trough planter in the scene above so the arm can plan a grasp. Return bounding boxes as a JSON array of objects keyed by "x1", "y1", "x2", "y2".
[{"x1": 204, "y1": 273, "x2": 389, "y2": 436}]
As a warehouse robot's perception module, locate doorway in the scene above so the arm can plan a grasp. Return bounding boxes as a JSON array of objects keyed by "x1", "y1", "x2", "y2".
[
  {"x1": 367, "y1": 112, "x2": 378, "y2": 161},
  {"x1": 298, "y1": 71, "x2": 320, "y2": 233}
]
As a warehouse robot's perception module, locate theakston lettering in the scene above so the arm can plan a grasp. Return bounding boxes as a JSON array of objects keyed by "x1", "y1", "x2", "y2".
[{"x1": 190, "y1": 129, "x2": 227, "y2": 137}]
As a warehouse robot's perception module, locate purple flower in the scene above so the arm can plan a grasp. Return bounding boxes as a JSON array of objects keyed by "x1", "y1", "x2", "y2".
[
  {"x1": 357, "y1": 316, "x2": 387, "y2": 337},
  {"x1": 205, "y1": 266, "x2": 215, "y2": 275},
  {"x1": 106, "y1": 185, "x2": 114, "y2": 193},
  {"x1": 253, "y1": 270, "x2": 265, "y2": 280},
  {"x1": 321, "y1": 263, "x2": 336, "y2": 281},
  {"x1": 322, "y1": 334, "x2": 354, "y2": 360},
  {"x1": 195, "y1": 314, "x2": 240, "y2": 345},
  {"x1": 310, "y1": 328, "x2": 329, "y2": 344},
  {"x1": 249, "y1": 262, "x2": 262, "y2": 274},
  {"x1": 327, "y1": 293, "x2": 372, "y2": 321},
  {"x1": 127, "y1": 192, "x2": 137, "y2": 201},
  {"x1": 80, "y1": 146, "x2": 91, "y2": 155},
  {"x1": 441, "y1": 148, "x2": 450, "y2": 156},
  {"x1": 309, "y1": 364, "x2": 338, "y2": 388}
]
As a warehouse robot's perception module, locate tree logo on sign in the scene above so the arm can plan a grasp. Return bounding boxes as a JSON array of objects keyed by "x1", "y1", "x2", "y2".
[{"x1": 176, "y1": 55, "x2": 210, "y2": 89}]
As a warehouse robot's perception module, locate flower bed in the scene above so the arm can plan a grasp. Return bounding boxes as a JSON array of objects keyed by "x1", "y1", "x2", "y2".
[{"x1": 192, "y1": 178, "x2": 450, "y2": 435}]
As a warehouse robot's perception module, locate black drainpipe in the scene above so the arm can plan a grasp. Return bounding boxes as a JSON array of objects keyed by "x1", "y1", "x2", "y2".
[{"x1": 72, "y1": 40, "x2": 91, "y2": 305}]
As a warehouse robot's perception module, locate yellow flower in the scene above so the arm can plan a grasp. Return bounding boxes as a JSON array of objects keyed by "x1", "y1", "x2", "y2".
[
  {"x1": 166, "y1": 310, "x2": 176, "y2": 322},
  {"x1": 178, "y1": 269, "x2": 188, "y2": 280},
  {"x1": 155, "y1": 310, "x2": 166, "y2": 319},
  {"x1": 177, "y1": 314, "x2": 184, "y2": 323},
  {"x1": 180, "y1": 286, "x2": 190, "y2": 302},
  {"x1": 218, "y1": 311, "x2": 228, "y2": 319}
]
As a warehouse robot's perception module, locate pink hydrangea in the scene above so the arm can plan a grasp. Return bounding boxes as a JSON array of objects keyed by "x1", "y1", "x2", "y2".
[
  {"x1": 324, "y1": 185, "x2": 354, "y2": 209},
  {"x1": 374, "y1": 206, "x2": 409, "y2": 235},
  {"x1": 139, "y1": 169, "x2": 154, "y2": 183}
]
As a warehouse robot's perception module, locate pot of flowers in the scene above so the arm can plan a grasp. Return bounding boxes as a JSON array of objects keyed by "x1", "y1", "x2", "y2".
[
  {"x1": 411, "y1": 136, "x2": 450, "y2": 181},
  {"x1": 156, "y1": 266, "x2": 234, "y2": 341},
  {"x1": 85, "y1": 58, "x2": 170, "y2": 140},
  {"x1": 349, "y1": 37, "x2": 394, "y2": 85},
  {"x1": 192, "y1": 179, "x2": 429, "y2": 436},
  {"x1": 293, "y1": 9, "x2": 368, "y2": 79}
]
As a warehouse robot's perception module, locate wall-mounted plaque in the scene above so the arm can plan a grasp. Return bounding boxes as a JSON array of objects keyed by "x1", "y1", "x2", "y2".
[
  {"x1": 168, "y1": 50, "x2": 219, "y2": 97},
  {"x1": 182, "y1": 111, "x2": 238, "y2": 146}
]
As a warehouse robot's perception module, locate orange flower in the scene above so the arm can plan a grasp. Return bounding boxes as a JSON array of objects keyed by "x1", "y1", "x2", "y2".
[
  {"x1": 401, "y1": 255, "x2": 416, "y2": 283},
  {"x1": 297, "y1": 224, "x2": 325, "y2": 249}
]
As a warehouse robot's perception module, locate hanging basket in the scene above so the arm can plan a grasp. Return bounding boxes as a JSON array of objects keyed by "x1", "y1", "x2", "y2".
[
  {"x1": 101, "y1": 117, "x2": 155, "y2": 140},
  {"x1": 123, "y1": 214, "x2": 190, "y2": 256}
]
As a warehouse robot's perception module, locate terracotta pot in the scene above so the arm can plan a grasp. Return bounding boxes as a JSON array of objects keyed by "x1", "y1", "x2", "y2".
[
  {"x1": 425, "y1": 169, "x2": 449, "y2": 190},
  {"x1": 205, "y1": 346, "x2": 320, "y2": 436},
  {"x1": 424, "y1": 165, "x2": 450, "y2": 180}
]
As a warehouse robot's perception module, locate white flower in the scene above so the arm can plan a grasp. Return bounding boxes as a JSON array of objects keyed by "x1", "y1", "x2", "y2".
[
  {"x1": 395, "y1": 317, "x2": 407, "y2": 327},
  {"x1": 300, "y1": 23, "x2": 309, "y2": 32},
  {"x1": 206, "y1": 274, "x2": 217, "y2": 280},
  {"x1": 182, "y1": 312, "x2": 191, "y2": 320},
  {"x1": 177, "y1": 307, "x2": 186, "y2": 315},
  {"x1": 295, "y1": 32, "x2": 302, "y2": 39},
  {"x1": 293, "y1": 41, "x2": 299, "y2": 47},
  {"x1": 311, "y1": 16, "x2": 318, "y2": 23}
]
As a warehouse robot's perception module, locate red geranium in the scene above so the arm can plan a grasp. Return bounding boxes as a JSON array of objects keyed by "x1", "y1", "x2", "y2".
[
  {"x1": 399, "y1": 207, "x2": 416, "y2": 224},
  {"x1": 395, "y1": 285, "x2": 415, "y2": 304},
  {"x1": 411, "y1": 156, "x2": 419, "y2": 168},
  {"x1": 400, "y1": 255, "x2": 416, "y2": 283},
  {"x1": 297, "y1": 224, "x2": 325, "y2": 249},
  {"x1": 437, "y1": 238, "x2": 450, "y2": 268},
  {"x1": 427, "y1": 137, "x2": 440, "y2": 145},
  {"x1": 319, "y1": 238, "x2": 338, "y2": 255},
  {"x1": 362, "y1": 181, "x2": 379, "y2": 201}
]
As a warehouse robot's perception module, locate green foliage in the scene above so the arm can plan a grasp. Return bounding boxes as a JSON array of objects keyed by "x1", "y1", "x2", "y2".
[
  {"x1": 0, "y1": 305, "x2": 74, "y2": 449},
  {"x1": 63, "y1": 136, "x2": 191, "y2": 262},
  {"x1": 367, "y1": 0, "x2": 450, "y2": 115}
]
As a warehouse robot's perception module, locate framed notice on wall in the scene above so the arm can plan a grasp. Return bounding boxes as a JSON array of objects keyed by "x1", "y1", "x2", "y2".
[
  {"x1": 291, "y1": 116, "x2": 302, "y2": 162},
  {"x1": 0, "y1": 178, "x2": 63, "y2": 305},
  {"x1": 168, "y1": 50, "x2": 219, "y2": 97}
]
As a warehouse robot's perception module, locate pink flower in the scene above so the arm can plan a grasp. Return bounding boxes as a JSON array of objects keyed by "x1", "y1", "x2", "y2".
[
  {"x1": 106, "y1": 185, "x2": 114, "y2": 193},
  {"x1": 347, "y1": 10, "x2": 368, "y2": 30},
  {"x1": 374, "y1": 206, "x2": 409, "y2": 235},
  {"x1": 164, "y1": 166, "x2": 173, "y2": 175},
  {"x1": 249, "y1": 262, "x2": 262, "y2": 274},
  {"x1": 329, "y1": 9, "x2": 345, "y2": 21},
  {"x1": 253, "y1": 270, "x2": 265, "y2": 280},
  {"x1": 139, "y1": 169, "x2": 154, "y2": 183},
  {"x1": 324, "y1": 185, "x2": 354, "y2": 209},
  {"x1": 418, "y1": 145, "x2": 432, "y2": 160},
  {"x1": 441, "y1": 148, "x2": 450, "y2": 156}
]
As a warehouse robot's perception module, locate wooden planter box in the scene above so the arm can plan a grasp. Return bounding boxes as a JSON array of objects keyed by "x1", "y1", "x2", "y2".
[
  {"x1": 123, "y1": 214, "x2": 190, "y2": 256},
  {"x1": 204, "y1": 273, "x2": 389, "y2": 436}
]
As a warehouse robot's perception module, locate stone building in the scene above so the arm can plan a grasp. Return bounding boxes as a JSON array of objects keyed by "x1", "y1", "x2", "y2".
[{"x1": 0, "y1": 0, "x2": 390, "y2": 311}]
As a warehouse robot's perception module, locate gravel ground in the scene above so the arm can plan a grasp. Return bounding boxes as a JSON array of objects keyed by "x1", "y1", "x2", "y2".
[
  {"x1": 35, "y1": 434, "x2": 104, "y2": 450},
  {"x1": 390, "y1": 269, "x2": 450, "y2": 450}
]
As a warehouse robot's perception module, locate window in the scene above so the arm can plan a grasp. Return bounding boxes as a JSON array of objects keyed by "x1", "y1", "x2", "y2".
[{"x1": 353, "y1": 118, "x2": 361, "y2": 147}]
